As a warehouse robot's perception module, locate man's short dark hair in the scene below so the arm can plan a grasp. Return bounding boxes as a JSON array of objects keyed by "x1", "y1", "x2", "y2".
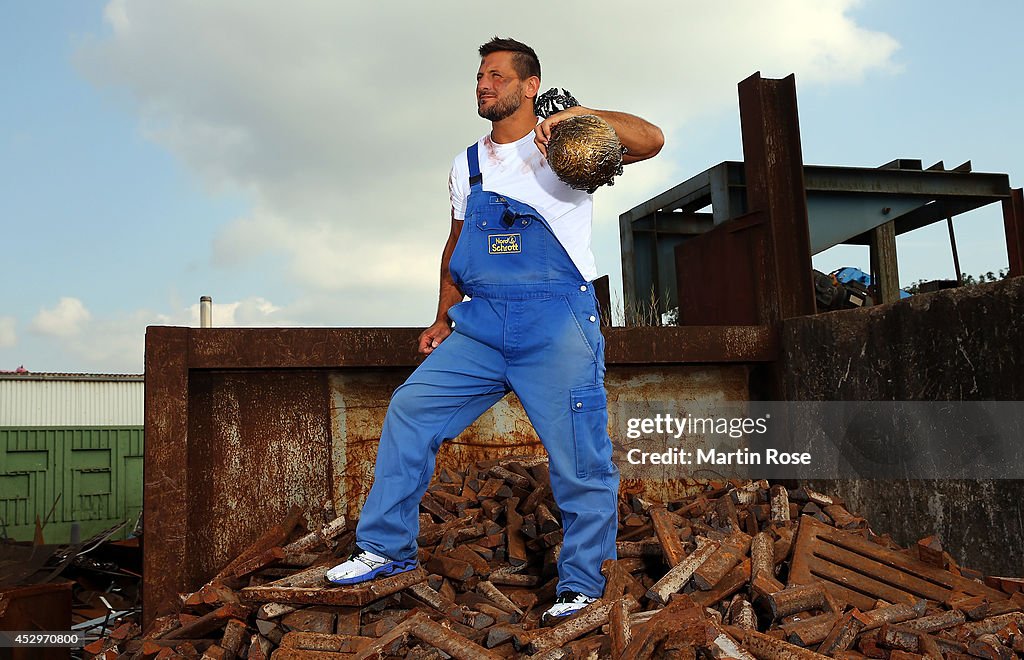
[{"x1": 478, "y1": 37, "x2": 541, "y2": 81}]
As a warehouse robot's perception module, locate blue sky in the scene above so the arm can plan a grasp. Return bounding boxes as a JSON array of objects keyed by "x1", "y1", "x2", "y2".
[{"x1": 1, "y1": 1, "x2": 1021, "y2": 373}]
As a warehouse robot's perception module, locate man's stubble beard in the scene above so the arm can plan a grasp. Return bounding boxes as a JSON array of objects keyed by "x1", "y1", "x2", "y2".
[{"x1": 478, "y1": 82, "x2": 524, "y2": 121}]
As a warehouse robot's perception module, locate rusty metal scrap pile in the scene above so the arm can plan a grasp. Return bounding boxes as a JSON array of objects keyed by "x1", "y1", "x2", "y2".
[{"x1": 94, "y1": 456, "x2": 1024, "y2": 659}]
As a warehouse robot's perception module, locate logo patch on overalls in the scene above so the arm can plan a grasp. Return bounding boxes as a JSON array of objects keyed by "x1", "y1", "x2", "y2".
[{"x1": 488, "y1": 234, "x2": 521, "y2": 254}]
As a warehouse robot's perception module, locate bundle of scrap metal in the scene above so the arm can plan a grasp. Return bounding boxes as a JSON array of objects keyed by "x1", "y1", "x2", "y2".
[{"x1": 86, "y1": 455, "x2": 1024, "y2": 659}]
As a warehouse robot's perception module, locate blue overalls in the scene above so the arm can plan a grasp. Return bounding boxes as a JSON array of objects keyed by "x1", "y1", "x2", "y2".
[{"x1": 355, "y1": 142, "x2": 620, "y2": 597}]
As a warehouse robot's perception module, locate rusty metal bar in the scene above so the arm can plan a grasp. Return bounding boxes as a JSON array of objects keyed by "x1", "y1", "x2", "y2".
[
  {"x1": 817, "y1": 609, "x2": 865, "y2": 655},
  {"x1": 1004, "y1": 187, "x2": 1024, "y2": 277},
  {"x1": 647, "y1": 540, "x2": 719, "y2": 604},
  {"x1": 694, "y1": 532, "x2": 751, "y2": 590},
  {"x1": 405, "y1": 613, "x2": 503, "y2": 660},
  {"x1": 278, "y1": 631, "x2": 372, "y2": 653},
  {"x1": 751, "y1": 531, "x2": 775, "y2": 584},
  {"x1": 283, "y1": 515, "x2": 347, "y2": 554},
  {"x1": 737, "y1": 72, "x2": 815, "y2": 324},
  {"x1": 869, "y1": 221, "x2": 900, "y2": 304},
  {"x1": 742, "y1": 628, "x2": 830, "y2": 660},
  {"x1": 765, "y1": 583, "x2": 830, "y2": 620},
  {"x1": 239, "y1": 567, "x2": 426, "y2": 606},
  {"x1": 649, "y1": 505, "x2": 687, "y2": 567},
  {"x1": 519, "y1": 596, "x2": 638, "y2": 654},
  {"x1": 183, "y1": 325, "x2": 776, "y2": 369},
  {"x1": 143, "y1": 326, "x2": 190, "y2": 630},
  {"x1": 609, "y1": 597, "x2": 632, "y2": 658}
]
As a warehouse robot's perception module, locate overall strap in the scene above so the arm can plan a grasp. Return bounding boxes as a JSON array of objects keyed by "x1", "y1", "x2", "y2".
[{"x1": 467, "y1": 142, "x2": 482, "y2": 191}]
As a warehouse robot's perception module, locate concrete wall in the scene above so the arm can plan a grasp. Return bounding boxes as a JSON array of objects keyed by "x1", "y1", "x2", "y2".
[{"x1": 782, "y1": 276, "x2": 1024, "y2": 575}]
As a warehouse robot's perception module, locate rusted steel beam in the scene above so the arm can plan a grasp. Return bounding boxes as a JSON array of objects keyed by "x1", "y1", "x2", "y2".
[
  {"x1": 475, "y1": 581, "x2": 523, "y2": 616},
  {"x1": 283, "y1": 516, "x2": 347, "y2": 554},
  {"x1": 878, "y1": 625, "x2": 922, "y2": 653},
  {"x1": 742, "y1": 628, "x2": 830, "y2": 660},
  {"x1": 780, "y1": 613, "x2": 840, "y2": 647},
  {"x1": 517, "y1": 597, "x2": 638, "y2": 655},
  {"x1": 214, "y1": 505, "x2": 305, "y2": 582},
  {"x1": 279, "y1": 631, "x2": 372, "y2": 653},
  {"x1": 728, "y1": 596, "x2": 758, "y2": 631},
  {"x1": 183, "y1": 325, "x2": 780, "y2": 369},
  {"x1": 1003, "y1": 187, "x2": 1024, "y2": 278},
  {"x1": 609, "y1": 597, "x2": 632, "y2": 658},
  {"x1": 241, "y1": 568, "x2": 426, "y2": 606},
  {"x1": 261, "y1": 563, "x2": 332, "y2": 588},
  {"x1": 647, "y1": 540, "x2": 719, "y2": 604},
  {"x1": 160, "y1": 603, "x2": 251, "y2": 640},
  {"x1": 817, "y1": 609, "x2": 865, "y2": 656},
  {"x1": 601, "y1": 559, "x2": 647, "y2": 603},
  {"x1": 737, "y1": 72, "x2": 815, "y2": 324},
  {"x1": 424, "y1": 555, "x2": 475, "y2": 582},
  {"x1": 229, "y1": 546, "x2": 286, "y2": 579},
  {"x1": 856, "y1": 600, "x2": 927, "y2": 631},
  {"x1": 143, "y1": 326, "x2": 191, "y2": 630},
  {"x1": 399, "y1": 612, "x2": 502, "y2": 660},
  {"x1": 692, "y1": 559, "x2": 751, "y2": 607},
  {"x1": 649, "y1": 505, "x2": 688, "y2": 567},
  {"x1": 751, "y1": 531, "x2": 776, "y2": 584},
  {"x1": 406, "y1": 582, "x2": 493, "y2": 630},
  {"x1": 351, "y1": 613, "x2": 416, "y2": 660},
  {"x1": 604, "y1": 326, "x2": 778, "y2": 363},
  {"x1": 504, "y1": 497, "x2": 528, "y2": 567},
  {"x1": 770, "y1": 486, "x2": 791, "y2": 522},
  {"x1": 270, "y1": 648, "x2": 359, "y2": 659},
  {"x1": 960, "y1": 611, "x2": 1024, "y2": 637},
  {"x1": 765, "y1": 583, "x2": 830, "y2": 621},
  {"x1": 694, "y1": 532, "x2": 751, "y2": 590},
  {"x1": 900, "y1": 609, "x2": 966, "y2": 633},
  {"x1": 190, "y1": 327, "x2": 423, "y2": 369},
  {"x1": 615, "y1": 539, "x2": 663, "y2": 558}
]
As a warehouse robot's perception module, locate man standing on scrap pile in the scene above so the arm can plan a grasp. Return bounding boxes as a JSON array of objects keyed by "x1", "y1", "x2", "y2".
[{"x1": 327, "y1": 37, "x2": 664, "y2": 624}]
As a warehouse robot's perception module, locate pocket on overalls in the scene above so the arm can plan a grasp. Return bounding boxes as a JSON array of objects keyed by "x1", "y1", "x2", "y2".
[
  {"x1": 570, "y1": 384, "x2": 611, "y2": 478},
  {"x1": 561, "y1": 296, "x2": 600, "y2": 363}
]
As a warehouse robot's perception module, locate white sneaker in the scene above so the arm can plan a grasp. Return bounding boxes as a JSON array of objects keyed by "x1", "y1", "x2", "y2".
[
  {"x1": 540, "y1": 591, "x2": 598, "y2": 626},
  {"x1": 324, "y1": 548, "x2": 417, "y2": 585}
]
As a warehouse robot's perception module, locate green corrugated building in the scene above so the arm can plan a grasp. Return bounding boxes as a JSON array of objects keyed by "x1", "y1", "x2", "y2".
[{"x1": 0, "y1": 371, "x2": 143, "y2": 543}]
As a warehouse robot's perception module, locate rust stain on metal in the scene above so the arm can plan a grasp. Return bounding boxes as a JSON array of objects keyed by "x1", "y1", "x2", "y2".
[
  {"x1": 147, "y1": 326, "x2": 763, "y2": 629},
  {"x1": 609, "y1": 365, "x2": 750, "y2": 492},
  {"x1": 188, "y1": 371, "x2": 332, "y2": 582},
  {"x1": 329, "y1": 374, "x2": 545, "y2": 520}
]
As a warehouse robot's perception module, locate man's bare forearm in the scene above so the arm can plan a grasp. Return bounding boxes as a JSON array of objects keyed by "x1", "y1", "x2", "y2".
[
  {"x1": 534, "y1": 106, "x2": 664, "y2": 165},
  {"x1": 435, "y1": 218, "x2": 465, "y2": 324},
  {"x1": 436, "y1": 272, "x2": 463, "y2": 324},
  {"x1": 584, "y1": 108, "x2": 664, "y2": 163}
]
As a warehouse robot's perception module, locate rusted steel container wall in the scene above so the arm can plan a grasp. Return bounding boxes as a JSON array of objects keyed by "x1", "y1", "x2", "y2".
[
  {"x1": 782, "y1": 276, "x2": 1024, "y2": 575},
  {"x1": 175, "y1": 364, "x2": 748, "y2": 583},
  {"x1": 0, "y1": 583, "x2": 72, "y2": 660},
  {"x1": 143, "y1": 324, "x2": 775, "y2": 628}
]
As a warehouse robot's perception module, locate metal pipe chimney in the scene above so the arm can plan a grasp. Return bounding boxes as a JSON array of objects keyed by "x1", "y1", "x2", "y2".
[{"x1": 200, "y1": 296, "x2": 212, "y2": 328}]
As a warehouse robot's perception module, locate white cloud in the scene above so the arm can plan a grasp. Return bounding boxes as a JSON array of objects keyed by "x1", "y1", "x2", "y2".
[
  {"x1": 11, "y1": 295, "x2": 306, "y2": 373},
  {"x1": 31, "y1": 297, "x2": 92, "y2": 338},
  {"x1": 75, "y1": 0, "x2": 900, "y2": 309},
  {"x1": 187, "y1": 296, "x2": 286, "y2": 327},
  {"x1": 0, "y1": 317, "x2": 16, "y2": 348}
]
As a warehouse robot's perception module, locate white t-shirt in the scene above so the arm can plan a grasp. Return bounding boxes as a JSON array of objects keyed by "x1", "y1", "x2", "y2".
[{"x1": 448, "y1": 129, "x2": 598, "y2": 282}]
